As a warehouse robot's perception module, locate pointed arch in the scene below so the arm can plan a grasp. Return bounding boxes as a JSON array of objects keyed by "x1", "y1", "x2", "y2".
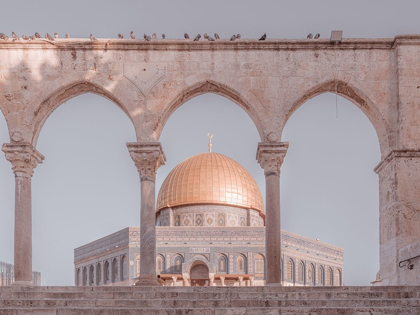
[
  {"x1": 30, "y1": 80, "x2": 137, "y2": 146},
  {"x1": 155, "y1": 80, "x2": 266, "y2": 141},
  {"x1": 284, "y1": 80, "x2": 390, "y2": 156}
]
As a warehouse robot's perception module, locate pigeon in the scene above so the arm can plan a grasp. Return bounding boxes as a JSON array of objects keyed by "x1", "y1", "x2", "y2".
[
  {"x1": 65, "y1": 33, "x2": 70, "y2": 39},
  {"x1": 208, "y1": 36, "x2": 215, "y2": 41},
  {"x1": 0, "y1": 33, "x2": 4, "y2": 39},
  {"x1": 214, "y1": 33, "x2": 220, "y2": 40},
  {"x1": 22, "y1": 35, "x2": 29, "y2": 40},
  {"x1": 144, "y1": 34, "x2": 151, "y2": 41},
  {"x1": 152, "y1": 33, "x2": 157, "y2": 39},
  {"x1": 162, "y1": 34, "x2": 166, "y2": 39},
  {"x1": 193, "y1": 34, "x2": 201, "y2": 41},
  {"x1": 0, "y1": 33, "x2": 9, "y2": 40},
  {"x1": 29, "y1": 35, "x2": 35, "y2": 40},
  {"x1": 130, "y1": 31, "x2": 135, "y2": 39},
  {"x1": 35, "y1": 32, "x2": 41, "y2": 38},
  {"x1": 46, "y1": 33, "x2": 54, "y2": 41},
  {"x1": 259, "y1": 33, "x2": 266, "y2": 41},
  {"x1": 203, "y1": 33, "x2": 208, "y2": 39},
  {"x1": 307, "y1": 33, "x2": 313, "y2": 39},
  {"x1": 230, "y1": 35, "x2": 236, "y2": 41},
  {"x1": 90, "y1": 34, "x2": 97, "y2": 41},
  {"x1": 236, "y1": 34, "x2": 241, "y2": 39},
  {"x1": 118, "y1": 33, "x2": 123, "y2": 39},
  {"x1": 314, "y1": 33, "x2": 320, "y2": 39},
  {"x1": 12, "y1": 32, "x2": 19, "y2": 41},
  {"x1": 54, "y1": 33, "x2": 59, "y2": 38},
  {"x1": 184, "y1": 33, "x2": 189, "y2": 39}
]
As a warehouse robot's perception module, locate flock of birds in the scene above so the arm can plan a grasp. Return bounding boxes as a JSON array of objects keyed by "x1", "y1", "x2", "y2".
[{"x1": 0, "y1": 31, "x2": 321, "y2": 42}]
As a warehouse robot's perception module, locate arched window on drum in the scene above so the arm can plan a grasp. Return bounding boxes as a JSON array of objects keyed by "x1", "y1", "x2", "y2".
[{"x1": 218, "y1": 255, "x2": 228, "y2": 273}]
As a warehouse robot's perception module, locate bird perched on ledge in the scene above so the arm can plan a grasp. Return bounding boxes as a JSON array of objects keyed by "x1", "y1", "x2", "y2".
[
  {"x1": 130, "y1": 31, "x2": 135, "y2": 39},
  {"x1": 162, "y1": 34, "x2": 166, "y2": 39},
  {"x1": 314, "y1": 33, "x2": 320, "y2": 39},
  {"x1": 118, "y1": 33, "x2": 123, "y2": 39},
  {"x1": 144, "y1": 34, "x2": 151, "y2": 41},
  {"x1": 46, "y1": 33, "x2": 54, "y2": 41},
  {"x1": 65, "y1": 33, "x2": 70, "y2": 39},
  {"x1": 0, "y1": 34, "x2": 9, "y2": 40},
  {"x1": 193, "y1": 34, "x2": 201, "y2": 41},
  {"x1": 22, "y1": 35, "x2": 29, "y2": 40},
  {"x1": 152, "y1": 33, "x2": 157, "y2": 39},
  {"x1": 259, "y1": 33, "x2": 266, "y2": 41},
  {"x1": 208, "y1": 36, "x2": 215, "y2": 41},
  {"x1": 307, "y1": 33, "x2": 313, "y2": 39},
  {"x1": 54, "y1": 33, "x2": 59, "y2": 38},
  {"x1": 230, "y1": 35, "x2": 236, "y2": 41},
  {"x1": 184, "y1": 33, "x2": 189, "y2": 39},
  {"x1": 236, "y1": 34, "x2": 241, "y2": 39},
  {"x1": 90, "y1": 34, "x2": 97, "y2": 41},
  {"x1": 204, "y1": 33, "x2": 208, "y2": 39},
  {"x1": 35, "y1": 32, "x2": 41, "y2": 39},
  {"x1": 214, "y1": 33, "x2": 220, "y2": 40},
  {"x1": 29, "y1": 35, "x2": 35, "y2": 40},
  {"x1": 12, "y1": 32, "x2": 19, "y2": 41}
]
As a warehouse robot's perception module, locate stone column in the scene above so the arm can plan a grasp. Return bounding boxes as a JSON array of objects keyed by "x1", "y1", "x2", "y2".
[
  {"x1": 249, "y1": 276, "x2": 254, "y2": 286},
  {"x1": 2, "y1": 143, "x2": 44, "y2": 286},
  {"x1": 220, "y1": 276, "x2": 226, "y2": 286},
  {"x1": 127, "y1": 142, "x2": 165, "y2": 286},
  {"x1": 172, "y1": 276, "x2": 177, "y2": 286},
  {"x1": 238, "y1": 276, "x2": 243, "y2": 286},
  {"x1": 374, "y1": 150, "x2": 420, "y2": 285},
  {"x1": 257, "y1": 141, "x2": 288, "y2": 286}
]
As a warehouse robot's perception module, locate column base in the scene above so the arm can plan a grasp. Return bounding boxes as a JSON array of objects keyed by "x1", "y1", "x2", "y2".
[
  {"x1": 134, "y1": 275, "x2": 160, "y2": 286},
  {"x1": 12, "y1": 281, "x2": 32, "y2": 287},
  {"x1": 265, "y1": 282, "x2": 282, "y2": 287}
]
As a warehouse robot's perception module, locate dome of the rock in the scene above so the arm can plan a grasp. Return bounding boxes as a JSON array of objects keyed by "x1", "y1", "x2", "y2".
[{"x1": 157, "y1": 152, "x2": 264, "y2": 213}]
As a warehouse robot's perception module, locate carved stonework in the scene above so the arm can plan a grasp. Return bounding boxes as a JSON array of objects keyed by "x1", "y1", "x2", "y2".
[
  {"x1": 123, "y1": 62, "x2": 166, "y2": 96},
  {"x1": 256, "y1": 142, "x2": 289, "y2": 177},
  {"x1": 2, "y1": 143, "x2": 44, "y2": 177},
  {"x1": 127, "y1": 142, "x2": 166, "y2": 181}
]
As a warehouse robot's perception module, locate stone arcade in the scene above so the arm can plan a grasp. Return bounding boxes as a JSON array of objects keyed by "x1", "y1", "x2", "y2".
[
  {"x1": 1, "y1": 35, "x2": 420, "y2": 290},
  {"x1": 74, "y1": 152, "x2": 344, "y2": 287}
]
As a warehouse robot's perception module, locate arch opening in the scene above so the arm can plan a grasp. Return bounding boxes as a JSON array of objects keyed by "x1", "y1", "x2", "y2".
[{"x1": 281, "y1": 92, "x2": 380, "y2": 286}]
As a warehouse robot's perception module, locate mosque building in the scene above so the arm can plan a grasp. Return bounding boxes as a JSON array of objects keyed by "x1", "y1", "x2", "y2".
[{"x1": 74, "y1": 149, "x2": 344, "y2": 287}]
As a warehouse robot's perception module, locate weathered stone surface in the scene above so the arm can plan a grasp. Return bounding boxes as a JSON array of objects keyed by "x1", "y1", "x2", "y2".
[{"x1": 1, "y1": 36, "x2": 420, "y2": 285}]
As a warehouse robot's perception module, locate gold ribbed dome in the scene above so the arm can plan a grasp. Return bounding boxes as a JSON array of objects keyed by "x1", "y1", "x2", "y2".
[{"x1": 157, "y1": 153, "x2": 263, "y2": 213}]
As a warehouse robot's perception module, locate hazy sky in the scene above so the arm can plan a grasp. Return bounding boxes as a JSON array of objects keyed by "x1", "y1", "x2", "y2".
[{"x1": 1, "y1": 0, "x2": 419, "y2": 286}]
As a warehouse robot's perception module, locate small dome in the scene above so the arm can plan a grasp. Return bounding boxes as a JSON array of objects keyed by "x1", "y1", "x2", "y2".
[{"x1": 157, "y1": 153, "x2": 263, "y2": 213}]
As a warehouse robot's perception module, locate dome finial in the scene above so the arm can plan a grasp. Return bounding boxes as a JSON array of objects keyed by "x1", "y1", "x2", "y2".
[{"x1": 207, "y1": 133, "x2": 213, "y2": 153}]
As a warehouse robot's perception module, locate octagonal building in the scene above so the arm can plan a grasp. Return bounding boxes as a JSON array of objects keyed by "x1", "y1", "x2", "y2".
[{"x1": 74, "y1": 152, "x2": 344, "y2": 286}]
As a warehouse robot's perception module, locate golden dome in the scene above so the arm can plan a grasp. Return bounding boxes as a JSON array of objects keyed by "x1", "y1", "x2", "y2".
[{"x1": 157, "y1": 153, "x2": 264, "y2": 213}]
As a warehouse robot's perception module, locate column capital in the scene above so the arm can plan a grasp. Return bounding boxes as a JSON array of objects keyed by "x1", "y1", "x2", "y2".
[
  {"x1": 256, "y1": 142, "x2": 289, "y2": 177},
  {"x1": 127, "y1": 142, "x2": 166, "y2": 181},
  {"x1": 2, "y1": 143, "x2": 44, "y2": 178}
]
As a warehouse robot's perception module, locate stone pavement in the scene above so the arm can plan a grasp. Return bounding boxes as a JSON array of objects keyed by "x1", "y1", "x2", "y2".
[{"x1": 0, "y1": 285, "x2": 420, "y2": 314}]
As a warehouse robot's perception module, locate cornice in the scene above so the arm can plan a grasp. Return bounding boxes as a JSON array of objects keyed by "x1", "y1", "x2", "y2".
[
  {"x1": 374, "y1": 149, "x2": 420, "y2": 174},
  {"x1": 2, "y1": 36, "x2": 420, "y2": 51}
]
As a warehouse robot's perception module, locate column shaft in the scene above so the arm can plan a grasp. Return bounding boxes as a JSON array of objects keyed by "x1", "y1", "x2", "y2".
[
  {"x1": 14, "y1": 175, "x2": 32, "y2": 284},
  {"x1": 265, "y1": 173, "x2": 281, "y2": 284}
]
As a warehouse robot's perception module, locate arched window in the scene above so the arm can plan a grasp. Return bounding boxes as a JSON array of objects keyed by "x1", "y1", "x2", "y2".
[
  {"x1": 76, "y1": 269, "x2": 80, "y2": 286},
  {"x1": 298, "y1": 261, "x2": 305, "y2": 282},
  {"x1": 89, "y1": 265, "x2": 94, "y2": 286},
  {"x1": 82, "y1": 267, "x2": 87, "y2": 286},
  {"x1": 254, "y1": 254, "x2": 265, "y2": 275},
  {"x1": 136, "y1": 255, "x2": 140, "y2": 277},
  {"x1": 112, "y1": 258, "x2": 118, "y2": 283},
  {"x1": 121, "y1": 256, "x2": 127, "y2": 281},
  {"x1": 335, "y1": 269, "x2": 342, "y2": 286},
  {"x1": 218, "y1": 255, "x2": 228, "y2": 273},
  {"x1": 156, "y1": 255, "x2": 165, "y2": 274},
  {"x1": 326, "y1": 268, "x2": 333, "y2": 286},
  {"x1": 96, "y1": 263, "x2": 102, "y2": 285},
  {"x1": 286, "y1": 259, "x2": 294, "y2": 281},
  {"x1": 307, "y1": 263, "x2": 315, "y2": 286},
  {"x1": 237, "y1": 255, "x2": 247, "y2": 274},
  {"x1": 104, "y1": 261, "x2": 109, "y2": 284},
  {"x1": 174, "y1": 255, "x2": 183, "y2": 273},
  {"x1": 317, "y1": 266, "x2": 324, "y2": 285}
]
